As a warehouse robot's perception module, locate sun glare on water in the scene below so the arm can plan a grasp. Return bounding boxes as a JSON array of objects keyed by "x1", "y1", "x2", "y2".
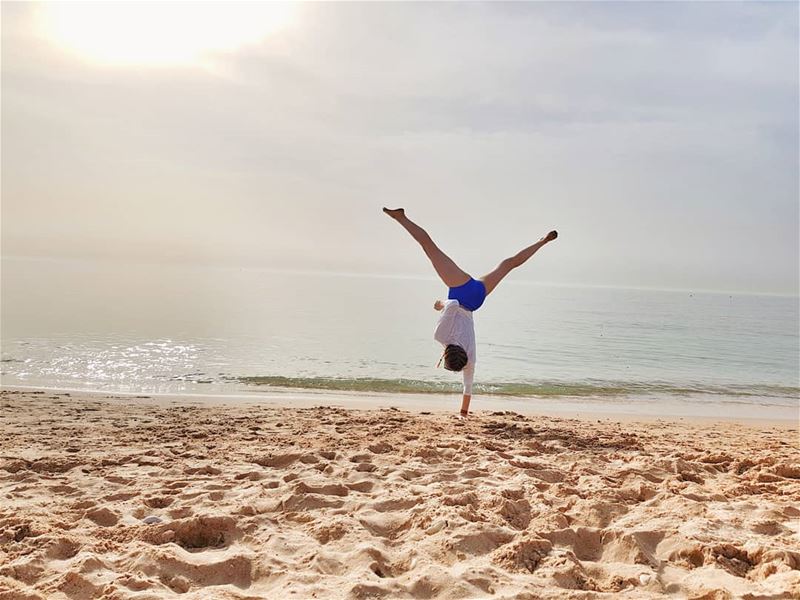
[{"x1": 37, "y1": 2, "x2": 297, "y2": 67}]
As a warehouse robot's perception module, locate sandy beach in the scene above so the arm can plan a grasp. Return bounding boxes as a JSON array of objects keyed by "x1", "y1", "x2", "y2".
[{"x1": 0, "y1": 388, "x2": 798, "y2": 599}]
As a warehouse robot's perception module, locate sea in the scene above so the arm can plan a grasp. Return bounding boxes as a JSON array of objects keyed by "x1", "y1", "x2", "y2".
[{"x1": 2, "y1": 257, "x2": 798, "y2": 420}]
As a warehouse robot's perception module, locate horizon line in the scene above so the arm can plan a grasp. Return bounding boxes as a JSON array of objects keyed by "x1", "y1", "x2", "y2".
[{"x1": 2, "y1": 253, "x2": 798, "y2": 299}]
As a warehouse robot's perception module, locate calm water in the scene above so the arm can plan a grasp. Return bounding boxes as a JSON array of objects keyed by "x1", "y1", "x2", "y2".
[{"x1": 2, "y1": 257, "x2": 798, "y2": 415}]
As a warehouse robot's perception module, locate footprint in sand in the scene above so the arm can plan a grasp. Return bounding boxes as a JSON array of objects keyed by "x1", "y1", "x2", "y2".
[
  {"x1": 84, "y1": 507, "x2": 119, "y2": 527},
  {"x1": 144, "y1": 515, "x2": 241, "y2": 551},
  {"x1": 346, "y1": 480, "x2": 375, "y2": 493},
  {"x1": 149, "y1": 552, "x2": 252, "y2": 590},
  {"x1": 56, "y1": 571, "x2": 105, "y2": 598},
  {"x1": 104, "y1": 491, "x2": 139, "y2": 501},
  {"x1": 45, "y1": 537, "x2": 81, "y2": 560},
  {"x1": 280, "y1": 492, "x2": 345, "y2": 512},
  {"x1": 234, "y1": 470, "x2": 266, "y2": 481},
  {"x1": 253, "y1": 453, "x2": 304, "y2": 468},
  {"x1": 309, "y1": 519, "x2": 350, "y2": 544},
  {"x1": 144, "y1": 496, "x2": 174, "y2": 509},
  {"x1": 370, "y1": 498, "x2": 420, "y2": 512},
  {"x1": 293, "y1": 481, "x2": 350, "y2": 497},
  {"x1": 358, "y1": 510, "x2": 411, "y2": 539}
]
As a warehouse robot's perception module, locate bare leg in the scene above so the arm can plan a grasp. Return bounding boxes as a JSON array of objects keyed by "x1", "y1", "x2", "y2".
[
  {"x1": 383, "y1": 208, "x2": 471, "y2": 288},
  {"x1": 480, "y1": 230, "x2": 557, "y2": 295}
]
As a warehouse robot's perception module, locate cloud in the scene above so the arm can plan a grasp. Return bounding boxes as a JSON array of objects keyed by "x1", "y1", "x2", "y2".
[{"x1": 1, "y1": 1, "x2": 797, "y2": 293}]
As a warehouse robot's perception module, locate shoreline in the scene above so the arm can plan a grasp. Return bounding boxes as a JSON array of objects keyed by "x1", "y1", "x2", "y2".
[{"x1": 2, "y1": 384, "x2": 798, "y2": 427}]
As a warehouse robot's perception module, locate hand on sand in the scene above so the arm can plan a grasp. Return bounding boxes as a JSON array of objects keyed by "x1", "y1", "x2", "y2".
[
  {"x1": 544, "y1": 230, "x2": 558, "y2": 242},
  {"x1": 383, "y1": 207, "x2": 405, "y2": 220}
]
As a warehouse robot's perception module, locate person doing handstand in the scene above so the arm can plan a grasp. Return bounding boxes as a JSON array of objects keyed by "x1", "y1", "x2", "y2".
[{"x1": 383, "y1": 208, "x2": 557, "y2": 417}]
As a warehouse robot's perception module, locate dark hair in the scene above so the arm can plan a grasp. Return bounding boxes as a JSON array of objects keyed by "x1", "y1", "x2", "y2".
[{"x1": 443, "y1": 344, "x2": 468, "y2": 372}]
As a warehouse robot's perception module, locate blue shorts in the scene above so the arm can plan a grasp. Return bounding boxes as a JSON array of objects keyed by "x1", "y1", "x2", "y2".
[{"x1": 448, "y1": 278, "x2": 486, "y2": 312}]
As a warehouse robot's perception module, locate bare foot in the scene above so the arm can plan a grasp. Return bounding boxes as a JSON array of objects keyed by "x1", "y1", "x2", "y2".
[
  {"x1": 544, "y1": 230, "x2": 558, "y2": 242},
  {"x1": 383, "y1": 207, "x2": 405, "y2": 220}
]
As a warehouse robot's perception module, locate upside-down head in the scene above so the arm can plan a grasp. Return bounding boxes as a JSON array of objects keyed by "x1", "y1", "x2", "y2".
[{"x1": 443, "y1": 344, "x2": 468, "y2": 372}]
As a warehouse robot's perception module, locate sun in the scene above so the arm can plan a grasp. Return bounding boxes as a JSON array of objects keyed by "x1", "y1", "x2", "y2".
[{"x1": 36, "y1": 2, "x2": 297, "y2": 67}]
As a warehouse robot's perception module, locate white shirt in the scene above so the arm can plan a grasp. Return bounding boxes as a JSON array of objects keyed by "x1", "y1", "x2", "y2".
[{"x1": 433, "y1": 299, "x2": 476, "y2": 395}]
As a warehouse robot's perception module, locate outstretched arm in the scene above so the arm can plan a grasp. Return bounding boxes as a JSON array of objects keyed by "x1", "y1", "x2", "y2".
[
  {"x1": 460, "y1": 363, "x2": 475, "y2": 416},
  {"x1": 460, "y1": 394, "x2": 471, "y2": 417}
]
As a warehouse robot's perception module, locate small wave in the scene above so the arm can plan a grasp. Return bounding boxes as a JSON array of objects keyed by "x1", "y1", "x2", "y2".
[{"x1": 232, "y1": 376, "x2": 799, "y2": 401}]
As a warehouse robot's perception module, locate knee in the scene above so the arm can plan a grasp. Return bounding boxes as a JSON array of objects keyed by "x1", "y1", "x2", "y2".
[{"x1": 501, "y1": 258, "x2": 518, "y2": 271}]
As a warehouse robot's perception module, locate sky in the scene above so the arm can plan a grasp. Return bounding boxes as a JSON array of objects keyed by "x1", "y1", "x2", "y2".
[{"x1": 2, "y1": 1, "x2": 798, "y2": 294}]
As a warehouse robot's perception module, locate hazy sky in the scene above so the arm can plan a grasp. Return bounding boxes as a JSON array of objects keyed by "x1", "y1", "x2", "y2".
[{"x1": 2, "y1": 2, "x2": 798, "y2": 294}]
